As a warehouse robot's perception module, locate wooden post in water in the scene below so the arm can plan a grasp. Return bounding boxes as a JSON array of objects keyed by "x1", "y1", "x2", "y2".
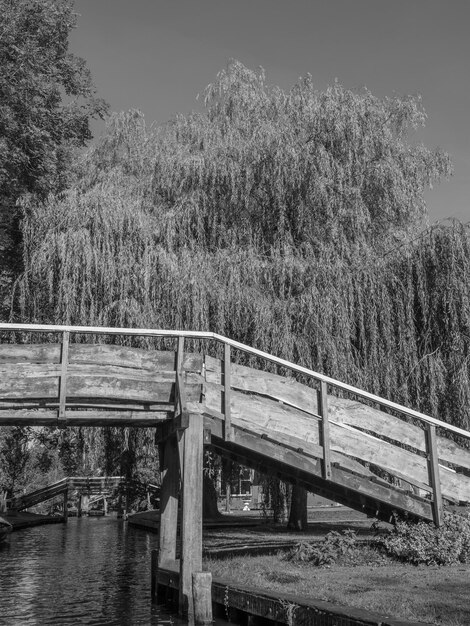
[
  {"x1": 179, "y1": 412, "x2": 204, "y2": 620},
  {"x1": 192, "y1": 572, "x2": 212, "y2": 625},
  {"x1": 158, "y1": 435, "x2": 180, "y2": 567},
  {"x1": 63, "y1": 490, "x2": 68, "y2": 523}
]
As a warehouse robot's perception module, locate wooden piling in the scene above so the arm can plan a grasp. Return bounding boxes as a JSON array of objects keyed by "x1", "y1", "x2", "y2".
[
  {"x1": 192, "y1": 572, "x2": 212, "y2": 625},
  {"x1": 179, "y1": 412, "x2": 204, "y2": 620},
  {"x1": 158, "y1": 435, "x2": 180, "y2": 567},
  {"x1": 63, "y1": 490, "x2": 68, "y2": 523}
]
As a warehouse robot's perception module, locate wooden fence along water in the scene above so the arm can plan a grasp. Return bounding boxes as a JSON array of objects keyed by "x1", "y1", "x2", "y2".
[{"x1": 1, "y1": 322, "x2": 470, "y2": 621}]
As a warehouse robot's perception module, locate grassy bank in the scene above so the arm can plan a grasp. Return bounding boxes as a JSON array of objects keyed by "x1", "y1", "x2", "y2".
[{"x1": 204, "y1": 545, "x2": 470, "y2": 625}]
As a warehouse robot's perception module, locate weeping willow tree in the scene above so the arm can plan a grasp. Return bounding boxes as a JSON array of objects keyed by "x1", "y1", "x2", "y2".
[{"x1": 14, "y1": 61, "x2": 467, "y2": 514}]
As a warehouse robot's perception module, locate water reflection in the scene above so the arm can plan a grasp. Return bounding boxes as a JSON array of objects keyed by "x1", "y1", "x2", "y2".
[{"x1": 0, "y1": 517, "x2": 187, "y2": 625}]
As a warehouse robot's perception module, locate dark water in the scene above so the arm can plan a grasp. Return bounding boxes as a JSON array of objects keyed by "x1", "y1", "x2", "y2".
[{"x1": 0, "y1": 517, "x2": 187, "y2": 625}]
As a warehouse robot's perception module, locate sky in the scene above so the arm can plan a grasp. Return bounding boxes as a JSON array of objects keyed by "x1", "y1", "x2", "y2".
[{"x1": 70, "y1": 0, "x2": 470, "y2": 224}]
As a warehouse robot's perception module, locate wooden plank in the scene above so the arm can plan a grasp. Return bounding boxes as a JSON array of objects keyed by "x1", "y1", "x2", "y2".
[
  {"x1": 0, "y1": 344, "x2": 61, "y2": 363},
  {"x1": 69, "y1": 344, "x2": 202, "y2": 372},
  {"x1": 158, "y1": 436, "x2": 180, "y2": 567},
  {"x1": 179, "y1": 413, "x2": 204, "y2": 620},
  {"x1": 0, "y1": 372, "x2": 202, "y2": 403},
  {"x1": 0, "y1": 343, "x2": 202, "y2": 371},
  {"x1": 0, "y1": 409, "x2": 170, "y2": 426},
  {"x1": 0, "y1": 362, "x2": 200, "y2": 381},
  {"x1": 426, "y1": 424, "x2": 444, "y2": 526}
]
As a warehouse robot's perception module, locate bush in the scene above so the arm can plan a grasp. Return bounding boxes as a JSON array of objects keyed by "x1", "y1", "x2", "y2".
[
  {"x1": 285, "y1": 529, "x2": 358, "y2": 566},
  {"x1": 376, "y1": 511, "x2": 470, "y2": 565}
]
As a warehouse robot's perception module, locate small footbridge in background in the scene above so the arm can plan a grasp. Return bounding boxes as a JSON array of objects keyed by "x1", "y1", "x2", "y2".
[
  {"x1": 7, "y1": 476, "x2": 123, "y2": 516},
  {"x1": 1, "y1": 322, "x2": 470, "y2": 620}
]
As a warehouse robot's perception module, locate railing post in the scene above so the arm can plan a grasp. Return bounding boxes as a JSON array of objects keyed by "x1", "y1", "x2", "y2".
[
  {"x1": 58, "y1": 330, "x2": 69, "y2": 427},
  {"x1": 175, "y1": 336, "x2": 185, "y2": 413},
  {"x1": 317, "y1": 380, "x2": 331, "y2": 481},
  {"x1": 425, "y1": 423, "x2": 443, "y2": 527},
  {"x1": 223, "y1": 343, "x2": 232, "y2": 441}
]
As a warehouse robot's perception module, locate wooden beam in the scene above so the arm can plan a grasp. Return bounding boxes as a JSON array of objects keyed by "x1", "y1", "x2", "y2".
[
  {"x1": 223, "y1": 344, "x2": 232, "y2": 441},
  {"x1": 0, "y1": 371, "x2": 202, "y2": 403},
  {"x1": 318, "y1": 380, "x2": 331, "y2": 480},
  {"x1": 179, "y1": 413, "x2": 204, "y2": 620},
  {"x1": 426, "y1": 423, "x2": 444, "y2": 526},
  {"x1": 158, "y1": 436, "x2": 180, "y2": 567},
  {"x1": 192, "y1": 572, "x2": 212, "y2": 625},
  {"x1": 63, "y1": 489, "x2": 68, "y2": 523},
  {"x1": 58, "y1": 331, "x2": 69, "y2": 426},
  {"x1": 0, "y1": 409, "x2": 171, "y2": 427}
]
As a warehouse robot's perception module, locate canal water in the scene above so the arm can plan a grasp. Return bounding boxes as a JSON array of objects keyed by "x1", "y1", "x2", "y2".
[{"x1": 0, "y1": 516, "x2": 204, "y2": 625}]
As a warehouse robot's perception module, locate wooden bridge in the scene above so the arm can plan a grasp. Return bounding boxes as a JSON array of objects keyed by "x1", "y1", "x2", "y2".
[
  {"x1": 1, "y1": 322, "x2": 470, "y2": 620},
  {"x1": 8, "y1": 476, "x2": 123, "y2": 516}
]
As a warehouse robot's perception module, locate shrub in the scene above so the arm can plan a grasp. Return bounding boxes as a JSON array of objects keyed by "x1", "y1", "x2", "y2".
[
  {"x1": 376, "y1": 511, "x2": 470, "y2": 565},
  {"x1": 285, "y1": 529, "x2": 358, "y2": 566}
]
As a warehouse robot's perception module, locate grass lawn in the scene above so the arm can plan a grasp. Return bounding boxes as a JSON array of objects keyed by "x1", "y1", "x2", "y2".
[{"x1": 204, "y1": 545, "x2": 470, "y2": 625}]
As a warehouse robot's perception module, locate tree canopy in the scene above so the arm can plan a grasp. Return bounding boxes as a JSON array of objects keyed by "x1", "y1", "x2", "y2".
[
  {"x1": 0, "y1": 0, "x2": 108, "y2": 319},
  {"x1": 0, "y1": 0, "x2": 108, "y2": 202}
]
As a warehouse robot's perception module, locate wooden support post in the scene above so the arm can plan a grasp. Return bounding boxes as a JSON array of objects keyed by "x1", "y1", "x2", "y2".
[
  {"x1": 151, "y1": 549, "x2": 158, "y2": 601},
  {"x1": 158, "y1": 435, "x2": 180, "y2": 567},
  {"x1": 179, "y1": 413, "x2": 204, "y2": 620},
  {"x1": 78, "y1": 494, "x2": 82, "y2": 517},
  {"x1": 225, "y1": 480, "x2": 231, "y2": 513},
  {"x1": 425, "y1": 423, "x2": 443, "y2": 527},
  {"x1": 223, "y1": 343, "x2": 232, "y2": 441},
  {"x1": 317, "y1": 380, "x2": 332, "y2": 480},
  {"x1": 63, "y1": 490, "x2": 68, "y2": 523},
  {"x1": 175, "y1": 335, "x2": 185, "y2": 414},
  {"x1": 192, "y1": 572, "x2": 212, "y2": 625},
  {"x1": 103, "y1": 497, "x2": 108, "y2": 516},
  {"x1": 58, "y1": 330, "x2": 69, "y2": 427},
  {"x1": 81, "y1": 494, "x2": 89, "y2": 516}
]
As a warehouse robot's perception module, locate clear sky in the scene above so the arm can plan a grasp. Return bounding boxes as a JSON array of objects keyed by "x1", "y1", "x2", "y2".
[{"x1": 70, "y1": 0, "x2": 469, "y2": 224}]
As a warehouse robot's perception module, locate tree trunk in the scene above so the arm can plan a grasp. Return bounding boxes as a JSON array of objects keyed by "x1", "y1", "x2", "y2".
[
  {"x1": 203, "y1": 473, "x2": 221, "y2": 519},
  {"x1": 287, "y1": 485, "x2": 308, "y2": 530}
]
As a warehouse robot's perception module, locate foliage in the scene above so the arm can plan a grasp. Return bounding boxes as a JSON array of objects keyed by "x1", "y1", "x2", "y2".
[
  {"x1": 260, "y1": 476, "x2": 290, "y2": 523},
  {"x1": 376, "y1": 511, "x2": 470, "y2": 565},
  {"x1": 0, "y1": 426, "x2": 32, "y2": 495},
  {"x1": 285, "y1": 529, "x2": 358, "y2": 565},
  {"x1": 0, "y1": 0, "x2": 108, "y2": 202}
]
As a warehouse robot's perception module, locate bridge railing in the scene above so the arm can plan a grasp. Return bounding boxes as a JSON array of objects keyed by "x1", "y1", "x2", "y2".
[{"x1": 1, "y1": 322, "x2": 468, "y2": 435}]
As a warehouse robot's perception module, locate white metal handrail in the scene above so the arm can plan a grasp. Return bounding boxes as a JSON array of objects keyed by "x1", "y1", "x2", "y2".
[{"x1": 1, "y1": 322, "x2": 469, "y2": 439}]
